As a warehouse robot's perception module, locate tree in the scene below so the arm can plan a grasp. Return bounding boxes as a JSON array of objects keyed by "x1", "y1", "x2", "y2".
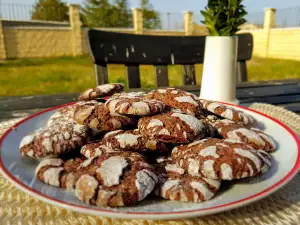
[
  {"x1": 31, "y1": 0, "x2": 68, "y2": 22},
  {"x1": 82, "y1": 0, "x2": 132, "y2": 28},
  {"x1": 140, "y1": 0, "x2": 161, "y2": 29},
  {"x1": 82, "y1": 0, "x2": 112, "y2": 27},
  {"x1": 111, "y1": 0, "x2": 132, "y2": 27}
]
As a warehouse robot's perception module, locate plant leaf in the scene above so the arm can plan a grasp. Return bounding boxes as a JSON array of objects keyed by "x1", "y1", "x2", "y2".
[{"x1": 201, "y1": 0, "x2": 247, "y2": 36}]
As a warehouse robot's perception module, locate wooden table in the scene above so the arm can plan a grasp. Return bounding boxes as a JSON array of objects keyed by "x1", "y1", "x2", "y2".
[{"x1": 0, "y1": 79, "x2": 300, "y2": 122}]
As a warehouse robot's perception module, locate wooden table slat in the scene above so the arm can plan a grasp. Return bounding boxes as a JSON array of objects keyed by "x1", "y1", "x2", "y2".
[{"x1": 1, "y1": 79, "x2": 300, "y2": 120}]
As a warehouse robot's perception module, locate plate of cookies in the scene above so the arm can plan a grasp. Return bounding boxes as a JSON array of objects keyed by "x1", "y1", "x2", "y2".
[{"x1": 0, "y1": 84, "x2": 299, "y2": 220}]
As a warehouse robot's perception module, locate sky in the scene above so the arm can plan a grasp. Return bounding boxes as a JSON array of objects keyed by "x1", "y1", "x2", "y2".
[{"x1": 1, "y1": 0, "x2": 300, "y2": 14}]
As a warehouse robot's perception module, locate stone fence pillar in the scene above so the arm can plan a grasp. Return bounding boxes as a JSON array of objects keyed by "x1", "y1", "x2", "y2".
[
  {"x1": 0, "y1": 20, "x2": 7, "y2": 59},
  {"x1": 184, "y1": 12, "x2": 193, "y2": 35},
  {"x1": 69, "y1": 4, "x2": 83, "y2": 56},
  {"x1": 263, "y1": 8, "x2": 276, "y2": 57},
  {"x1": 133, "y1": 8, "x2": 143, "y2": 34}
]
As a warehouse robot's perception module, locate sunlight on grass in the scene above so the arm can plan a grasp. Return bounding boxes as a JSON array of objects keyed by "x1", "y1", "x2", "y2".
[{"x1": 0, "y1": 55, "x2": 299, "y2": 96}]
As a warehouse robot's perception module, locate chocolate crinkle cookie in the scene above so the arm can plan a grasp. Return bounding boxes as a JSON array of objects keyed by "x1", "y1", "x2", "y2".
[
  {"x1": 102, "y1": 129, "x2": 169, "y2": 152},
  {"x1": 36, "y1": 157, "x2": 86, "y2": 190},
  {"x1": 155, "y1": 161, "x2": 221, "y2": 202},
  {"x1": 47, "y1": 102, "x2": 91, "y2": 127},
  {"x1": 212, "y1": 119, "x2": 276, "y2": 152},
  {"x1": 171, "y1": 138, "x2": 272, "y2": 180},
  {"x1": 138, "y1": 112, "x2": 205, "y2": 144},
  {"x1": 200, "y1": 99, "x2": 256, "y2": 127},
  {"x1": 36, "y1": 151, "x2": 158, "y2": 207},
  {"x1": 78, "y1": 83, "x2": 124, "y2": 101},
  {"x1": 111, "y1": 91, "x2": 146, "y2": 98},
  {"x1": 80, "y1": 141, "x2": 117, "y2": 158},
  {"x1": 146, "y1": 88, "x2": 203, "y2": 116},
  {"x1": 105, "y1": 96, "x2": 165, "y2": 116},
  {"x1": 47, "y1": 104, "x2": 77, "y2": 126},
  {"x1": 19, "y1": 120, "x2": 89, "y2": 159},
  {"x1": 73, "y1": 101, "x2": 137, "y2": 134}
]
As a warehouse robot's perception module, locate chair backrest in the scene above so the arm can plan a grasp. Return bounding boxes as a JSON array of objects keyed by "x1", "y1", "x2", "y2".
[{"x1": 88, "y1": 29, "x2": 253, "y2": 88}]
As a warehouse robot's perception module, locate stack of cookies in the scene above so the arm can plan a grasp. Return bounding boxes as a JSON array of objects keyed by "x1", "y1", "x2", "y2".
[{"x1": 19, "y1": 83, "x2": 276, "y2": 207}]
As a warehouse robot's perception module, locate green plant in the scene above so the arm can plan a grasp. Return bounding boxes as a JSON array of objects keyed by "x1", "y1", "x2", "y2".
[
  {"x1": 31, "y1": 0, "x2": 68, "y2": 22},
  {"x1": 200, "y1": 0, "x2": 247, "y2": 36},
  {"x1": 140, "y1": 0, "x2": 161, "y2": 29}
]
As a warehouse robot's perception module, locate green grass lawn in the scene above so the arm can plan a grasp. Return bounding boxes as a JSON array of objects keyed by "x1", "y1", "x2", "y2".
[{"x1": 0, "y1": 56, "x2": 300, "y2": 96}]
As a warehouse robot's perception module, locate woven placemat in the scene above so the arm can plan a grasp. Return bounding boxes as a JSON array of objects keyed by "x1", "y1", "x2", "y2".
[{"x1": 0, "y1": 103, "x2": 300, "y2": 225}]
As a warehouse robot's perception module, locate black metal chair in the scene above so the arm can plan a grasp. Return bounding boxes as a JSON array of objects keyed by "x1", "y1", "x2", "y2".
[{"x1": 87, "y1": 29, "x2": 253, "y2": 89}]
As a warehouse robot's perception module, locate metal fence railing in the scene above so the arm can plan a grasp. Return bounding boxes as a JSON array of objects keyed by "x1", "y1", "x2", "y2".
[
  {"x1": 0, "y1": 3, "x2": 33, "y2": 21},
  {"x1": 157, "y1": 12, "x2": 184, "y2": 30},
  {"x1": 0, "y1": 3, "x2": 69, "y2": 22},
  {"x1": 245, "y1": 11, "x2": 265, "y2": 28},
  {"x1": 276, "y1": 7, "x2": 300, "y2": 28},
  {"x1": 193, "y1": 13, "x2": 204, "y2": 25},
  {"x1": 4, "y1": 2, "x2": 300, "y2": 30}
]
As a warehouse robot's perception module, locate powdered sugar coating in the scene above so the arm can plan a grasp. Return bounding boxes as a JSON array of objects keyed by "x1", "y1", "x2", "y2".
[
  {"x1": 220, "y1": 163, "x2": 233, "y2": 180},
  {"x1": 65, "y1": 173, "x2": 76, "y2": 190},
  {"x1": 202, "y1": 160, "x2": 217, "y2": 179},
  {"x1": 174, "y1": 96, "x2": 198, "y2": 106},
  {"x1": 75, "y1": 175, "x2": 99, "y2": 203},
  {"x1": 106, "y1": 97, "x2": 165, "y2": 116},
  {"x1": 213, "y1": 119, "x2": 276, "y2": 152},
  {"x1": 138, "y1": 112, "x2": 205, "y2": 143},
  {"x1": 147, "y1": 119, "x2": 164, "y2": 129},
  {"x1": 155, "y1": 162, "x2": 221, "y2": 202},
  {"x1": 201, "y1": 99, "x2": 256, "y2": 127},
  {"x1": 161, "y1": 180, "x2": 180, "y2": 197},
  {"x1": 135, "y1": 169, "x2": 157, "y2": 200},
  {"x1": 234, "y1": 148, "x2": 261, "y2": 171},
  {"x1": 74, "y1": 101, "x2": 136, "y2": 133},
  {"x1": 102, "y1": 130, "x2": 169, "y2": 152},
  {"x1": 171, "y1": 113, "x2": 204, "y2": 135},
  {"x1": 165, "y1": 164, "x2": 185, "y2": 174},
  {"x1": 80, "y1": 142, "x2": 115, "y2": 158},
  {"x1": 146, "y1": 88, "x2": 203, "y2": 116},
  {"x1": 112, "y1": 91, "x2": 146, "y2": 98},
  {"x1": 251, "y1": 127, "x2": 277, "y2": 151},
  {"x1": 43, "y1": 167, "x2": 64, "y2": 187},
  {"x1": 198, "y1": 146, "x2": 219, "y2": 158},
  {"x1": 97, "y1": 156, "x2": 128, "y2": 187},
  {"x1": 96, "y1": 190, "x2": 118, "y2": 206},
  {"x1": 115, "y1": 133, "x2": 140, "y2": 148},
  {"x1": 188, "y1": 158, "x2": 200, "y2": 176},
  {"x1": 20, "y1": 115, "x2": 89, "y2": 159},
  {"x1": 36, "y1": 157, "x2": 87, "y2": 188},
  {"x1": 189, "y1": 181, "x2": 215, "y2": 201},
  {"x1": 19, "y1": 134, "x2": 35, "y2": 149},
  {"x1": 35, "y1": 158, "x2": 63, "y2": 175},
  {"x1": 227, "y1": 128, "x2": 265, "y2": 147},
  {"x1": 172, "y1": 138, "x2": 272, "y2": 180},
  {"x1": 78, "y1": 83, "x2": 124, "y2": 101},
  {"x1": 46, "y1": 104, "x2": 82, "y2": 127},
  {"x1": 157, "y1": 89, "x2": 167, "y2": 93},
  {"x1": 74, "y1": 152, "x2": 157, "y2": 207}
]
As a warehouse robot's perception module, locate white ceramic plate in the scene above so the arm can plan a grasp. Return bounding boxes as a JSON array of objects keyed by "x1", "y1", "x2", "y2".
[{"x1": 0, "y1": 102, "x2": 299, "y2": 220}]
